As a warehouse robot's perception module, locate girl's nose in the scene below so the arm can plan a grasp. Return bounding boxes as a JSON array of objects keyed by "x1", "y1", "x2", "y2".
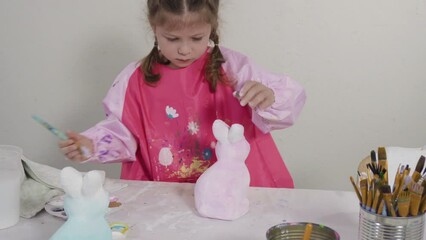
[{"x1": 178, "y1": 45, "x2": 190, "y2": 56}]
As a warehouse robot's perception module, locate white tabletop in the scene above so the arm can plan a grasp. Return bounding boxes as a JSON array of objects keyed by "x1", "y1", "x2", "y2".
[{"x1": 0, "y1": 180, "x2": 362, "y2": 240}]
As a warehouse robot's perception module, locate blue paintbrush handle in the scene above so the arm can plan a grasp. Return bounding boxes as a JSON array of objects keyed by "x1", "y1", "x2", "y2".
[{"x1": 32, "y1": 115, "x2": 69, "y2": 140}]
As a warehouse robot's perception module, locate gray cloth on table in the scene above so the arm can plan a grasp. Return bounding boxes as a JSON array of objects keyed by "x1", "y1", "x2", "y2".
[
  {"x1": 20, "y1": 156, "x2": 64, "y2": 218},
  {"x1": 19, "y1": 156, "x2": 128, "y2": 218}
]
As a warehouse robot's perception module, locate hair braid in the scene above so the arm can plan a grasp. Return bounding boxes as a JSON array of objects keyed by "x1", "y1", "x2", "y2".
[
  {"x1": 206, "y1": 29, "x2": 226, "y2": 92},
  {"x1": 140, "y1": 41, "x2": 170, "y2": 85}
]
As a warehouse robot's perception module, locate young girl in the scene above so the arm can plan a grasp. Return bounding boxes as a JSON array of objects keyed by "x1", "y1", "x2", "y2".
[{"x1": 59, "y1": 0, "x2": 306, "y2": 188}]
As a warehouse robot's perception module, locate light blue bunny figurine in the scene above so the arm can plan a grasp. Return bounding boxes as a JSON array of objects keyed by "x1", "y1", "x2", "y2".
[{"x1": 50, "y1": 167, "x2": 112, "y2": 240}]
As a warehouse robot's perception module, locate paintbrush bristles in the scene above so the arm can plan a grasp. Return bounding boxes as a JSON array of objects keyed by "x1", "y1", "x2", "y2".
[
  {"x1": 410, "y1": 191, "x2": 422, "y2": 216},
  {"x1": 370, "y1": 150, "x2": 377, "y2": 167},
  {"x1": 397, "y1": 191, "x2": 411, "y2": 217},
  {"x1": 377, "y1": 147, "x2": 388, "y2": 184},
  {"x1": 381, "y1": 184, "x2": 396, "y2": 217},
  {"x1": 378, "y1": 147, "x2": 387, "y2": 160},
  {"x1": 370, "y1": 150, "x2": 377, "y2": 161},
  {"x1": 415, "y1": 156, "x2": 425, "y2": 174},
  {"x1": 380, "y1": 185, "x2": 391, "y2": 194}
]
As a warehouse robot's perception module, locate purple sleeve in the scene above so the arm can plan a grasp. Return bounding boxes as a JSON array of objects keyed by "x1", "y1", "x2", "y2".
[
  {"x1": 220, "y1": 47, "x2": 306, "y2": 133},
  {"x1": 81, "y1": 62, "x2": 140, "y2": 163}
]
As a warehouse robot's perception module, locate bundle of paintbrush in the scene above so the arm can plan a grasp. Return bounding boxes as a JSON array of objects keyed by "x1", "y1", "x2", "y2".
[{"x1": 350, "y1": 147, "x2": 426, "y2": 217}]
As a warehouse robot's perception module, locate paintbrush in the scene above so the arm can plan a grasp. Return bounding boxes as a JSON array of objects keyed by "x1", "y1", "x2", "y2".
[
  {"x1": 370, "y1": 150, "x2": 377, "y2": 172},
  {"x1": 392, "y1": 164, "x2": 402, "y2": 192},
  {"x1": 397, "y1": 191, "x2": 411, "y2": 217},
  {"x1": 371, "y1": 187, "x2": 381, "y2": 214},
  {"x1": 367, "y1": 163, "x2": 380, "y2": 180},
  {"x1": 302, "y1": 223, "x2": 313, "y2": 240},
  {"x1": 392, "y1": 165, "x2": 405, "y2": 203},
  {"x1": 404, "y1": 165, "x2": 411, "y2": 177},
  {"x1": 392, "y1": 171, "x2": 410, "y2": 201},
  {"x1": 32, "y1": 115, "x2": 69, "y2": 140},
  {"x1": 381, "y1": 185, "x2": 396, "y2": 217},
  {"x1": 350, "y1": 176, "x2": 362, "y2": 203},
  {"x1": 421, "y1": 172, "x2": 426, "y2": 197},
  {"x1": 366, "y1": 182, "x2": 374, "y2": 211},
  {"x1": 410, "y1": 182, "x2": 424, "y2": 216},
  {"x1": 419, "y1": 192, "x2": 426, "y2": 214},
  {"x1": 377, "y1": 147, "x2": 388, "y2": 184},
  {"x1": 377, "y1": 199, "x2": 385, "y2": 216},
  {"x1": 360, "y1": 177, "x2": 368, "y2": 208},
  {"x1": 412, "y1": 156, "x2": 425, "y2": 183},
  {"x1": 32, "y1": 114, "x2": 90, "y2": 157}
]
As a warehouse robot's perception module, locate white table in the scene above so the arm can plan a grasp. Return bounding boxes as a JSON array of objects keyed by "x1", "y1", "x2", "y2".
[{"x1": 0, "y1": 180, "x2": 363, "y2": 240}]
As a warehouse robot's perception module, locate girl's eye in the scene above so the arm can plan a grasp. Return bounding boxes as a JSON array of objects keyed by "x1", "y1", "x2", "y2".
[
  {"x1": 192, "y1": 37, "x2": 203, "y2": 42},
  {"x1": 166, "y1": 37, "x2": 178, "y2": 42}
]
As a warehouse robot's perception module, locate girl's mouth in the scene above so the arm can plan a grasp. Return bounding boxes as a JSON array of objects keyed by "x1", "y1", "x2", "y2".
[{"x1": 177, "y1": 59, "x2": 191, "y2": 63}]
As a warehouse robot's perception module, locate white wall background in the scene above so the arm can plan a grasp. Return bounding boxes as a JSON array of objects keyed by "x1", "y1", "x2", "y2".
[{"x1": 1, "y1": 0, "x2": 425, "y2": 191}]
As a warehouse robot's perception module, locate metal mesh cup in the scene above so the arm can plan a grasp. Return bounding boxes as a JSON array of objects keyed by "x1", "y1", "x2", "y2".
[
  {"x1": 266, "y1": 222, "x2": 340, "y2": 240},
  {"x1": 358, "y1": 207, "x2": 425, "y2": 240}
]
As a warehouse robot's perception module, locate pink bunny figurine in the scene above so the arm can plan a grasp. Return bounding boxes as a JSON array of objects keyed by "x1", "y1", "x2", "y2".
[{"x1": 194, "y1": 119, "x2": 251, "y2": 220}]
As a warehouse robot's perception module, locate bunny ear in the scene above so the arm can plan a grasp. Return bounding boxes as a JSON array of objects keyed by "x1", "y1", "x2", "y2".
[
  {"x1": 212, "y1": 119, "x2": 230, "y2": 143},
  {"x1": 82, "y1": 170, "x2": 105, "y2": 197},
  {"x1": 228, "y1": 124, "x2": 244, "y2": 143},
  {"x1": 60, "y1": 167, "x2": 83, "y2": 198}
]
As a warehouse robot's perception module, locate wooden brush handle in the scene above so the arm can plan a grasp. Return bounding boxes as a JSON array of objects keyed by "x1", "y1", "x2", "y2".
[
  {"x1": 419, "y1": 195, "x2": 426, "y2": 214},
  {"x1": 410, "y1": 193, "x2": 422, "y2": 216},
  {"x1": 398, "y1": 201, "x2": 410, "y2": 217},
  {"x1": 302, "y1": 223, "x2": 313, "y2": 240},
  {"x1": 366, "y1": 188, "x2": 373, "y2": 210},
  {"x1": 371, "y1": 189, "x2": 381, "y2": 213},
  {"x1": 383, "y1": 194, "x2": 396, "y2": 217},
  {"x1": 350, "y1": 176, "x2": 362, "y2": 203},
  {"x1": 377, "y1": 200, "x2": 384, "y2": 215}
]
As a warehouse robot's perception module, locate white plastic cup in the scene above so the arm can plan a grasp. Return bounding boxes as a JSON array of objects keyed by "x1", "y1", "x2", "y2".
[{"x1": 0, "y1": 145, "x2": 23, "y2": 229}]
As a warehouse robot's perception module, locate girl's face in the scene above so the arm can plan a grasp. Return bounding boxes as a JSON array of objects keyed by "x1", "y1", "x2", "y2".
[{"x1": 154, "y1": 19, "x2": 212, "y2": 69}]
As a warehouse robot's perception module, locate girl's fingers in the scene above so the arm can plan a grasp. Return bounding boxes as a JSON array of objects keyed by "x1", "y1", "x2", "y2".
[
  {"x1": 59, "y1": 131, "x2": 92, "y2": 162},
  {"x1": 66, "y1": 149, "x2": 81, "y2": 161},
  {"x1": 239, "y1": 82, "x2": 274, "y2": 109},
  {"x1": 60, "y1": 143, "x2": 78, "y2": 155},
  {"x1": 66, "y1": 131, "x2": 81, "y2": 141},
  {"x1": 58, "y1": 139, "x2": 73, "y2": 148},
  {"x1": 239, "y1": 81, "x2": 257, "y2": 106},
  {"x1": 247, "y1": 92, "x2": 263, "y2": 107},
  {"x1": 257, "y1": 96, "x2": 274, "y2": 110}
]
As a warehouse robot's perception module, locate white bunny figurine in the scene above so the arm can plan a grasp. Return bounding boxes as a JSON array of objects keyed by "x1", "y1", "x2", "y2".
[
  {"x1": 194, "y1": 119, "x2": 251, "y2": 220},
  {"x1": 50, "y1": 167, "x2": 112, "y2": 240}
]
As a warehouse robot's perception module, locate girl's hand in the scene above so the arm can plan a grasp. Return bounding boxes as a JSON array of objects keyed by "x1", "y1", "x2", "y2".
[
  {"x1": 58, "y1": 131, "x2": 94, "y2": 162},
  {"x1": 238, "y1": 81, "x2": 275, "y2": 110}
]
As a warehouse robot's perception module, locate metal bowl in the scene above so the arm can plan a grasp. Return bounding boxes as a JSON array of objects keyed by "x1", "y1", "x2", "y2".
[{"x1": 266, "y1": 222, "x2": 340, "y2": 240}]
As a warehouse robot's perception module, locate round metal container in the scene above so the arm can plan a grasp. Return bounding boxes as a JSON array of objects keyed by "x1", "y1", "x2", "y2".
[
  {"x1": 358, "y1": 207, "x2": 425, "y2": 240},
  {"x1": 266, "y1": 222, "x2": 340, "y2": 240}
]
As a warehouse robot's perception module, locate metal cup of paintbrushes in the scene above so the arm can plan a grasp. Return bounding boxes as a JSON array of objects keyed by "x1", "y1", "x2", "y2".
[
  {"x1": 358, "y1": 207, "x2": 425, "y2": 240},
  {"x1": 266, "y1": 222, "x2": 340, "y2": 240}
]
